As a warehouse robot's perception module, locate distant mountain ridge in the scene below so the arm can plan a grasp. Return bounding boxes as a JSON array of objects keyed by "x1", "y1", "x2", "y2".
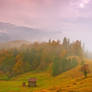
[
  {"x1": 0, "y1": 22, "x2": 40, "y2": 42},
  {"x1": 0, "y1": 22, "x2": 63, "y2": 42}
]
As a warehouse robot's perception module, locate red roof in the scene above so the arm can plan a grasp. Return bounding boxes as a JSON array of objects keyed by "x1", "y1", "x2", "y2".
[{"x1": 28, "y1": 78, "x2": 37, "y2": 82}]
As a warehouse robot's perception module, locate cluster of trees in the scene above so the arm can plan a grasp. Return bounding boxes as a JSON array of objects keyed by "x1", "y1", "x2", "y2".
[
  {"x1": 52, "y1": 56, "x2": 78, "y2": 76},
  {"x1": 0, "y1": 37, "x2": 84, "y2": 78}
]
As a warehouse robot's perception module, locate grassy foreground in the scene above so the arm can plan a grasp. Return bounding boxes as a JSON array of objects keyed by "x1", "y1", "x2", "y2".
[{"x1": 0, "y1": 60, "x2": 92, "y2": 92}]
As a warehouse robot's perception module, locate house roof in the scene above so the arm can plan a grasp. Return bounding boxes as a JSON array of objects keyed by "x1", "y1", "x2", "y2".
[{"x1": 28, "y1": 78, "x2": 37, "y2": 82}]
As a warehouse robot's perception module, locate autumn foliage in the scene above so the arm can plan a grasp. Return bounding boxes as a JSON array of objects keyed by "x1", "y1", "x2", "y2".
[{"x1": 0, "y1": 37, "x2": 84, "y2": 78}]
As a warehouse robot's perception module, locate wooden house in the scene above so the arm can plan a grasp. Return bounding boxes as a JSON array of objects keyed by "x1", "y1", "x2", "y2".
[{"x1": 28, "y1": 78, "x2": 37, "y2": 87}]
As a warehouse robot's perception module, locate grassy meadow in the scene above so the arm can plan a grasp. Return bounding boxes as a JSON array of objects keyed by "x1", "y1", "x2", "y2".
[{"x1": 0, "y1": 59, "x2": 92, "y2": 92}]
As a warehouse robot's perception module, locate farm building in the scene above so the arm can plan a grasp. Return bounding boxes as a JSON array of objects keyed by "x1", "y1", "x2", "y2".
[{"x1": 28, "y1": 78, "x2": 37, "y2": 87}]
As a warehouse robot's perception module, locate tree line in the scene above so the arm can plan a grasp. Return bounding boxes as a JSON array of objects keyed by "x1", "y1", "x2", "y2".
[{"x1": 0, "y1": 37, "x2": 84, "y2": 78}]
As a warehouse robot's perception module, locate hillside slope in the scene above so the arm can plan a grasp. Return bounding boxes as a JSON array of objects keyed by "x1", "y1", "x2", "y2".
[
  {"x1": 34, "y1": 60, "x2": 92, "y2": 92},
  {"x1": 0, "y1": 60, "x2": 92, "y2": 92}
]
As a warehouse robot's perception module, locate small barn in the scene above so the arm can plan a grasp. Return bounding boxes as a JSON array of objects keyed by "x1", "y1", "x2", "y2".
[{"x1": 28, "y1": 78, "x2": 37, "y2": 87}]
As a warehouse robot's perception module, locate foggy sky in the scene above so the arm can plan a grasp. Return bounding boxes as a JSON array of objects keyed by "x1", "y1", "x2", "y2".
[{"x1": 0, "y1": 0, "x2": 92, "y2": 51}]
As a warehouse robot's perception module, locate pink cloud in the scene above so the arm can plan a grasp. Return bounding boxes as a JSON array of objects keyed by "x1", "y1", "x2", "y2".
[{"x1": 0, "y1": 0, "x2": 92, "y2": 29}]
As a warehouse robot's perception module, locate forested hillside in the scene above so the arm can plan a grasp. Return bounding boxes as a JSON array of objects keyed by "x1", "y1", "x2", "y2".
[{"x1": 0, "y1": 37, "x2": 83, "y2": 78}]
